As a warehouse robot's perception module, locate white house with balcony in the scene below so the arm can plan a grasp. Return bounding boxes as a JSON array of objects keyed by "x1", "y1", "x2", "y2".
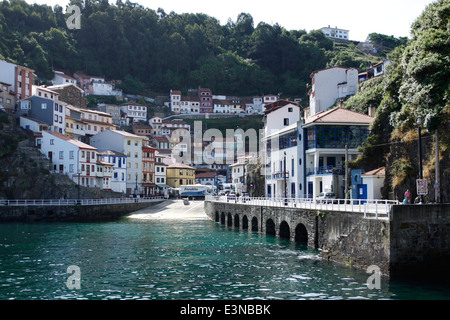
[
  {"x1": 99, "y1": 150, "x2": 127, "y2": 194},
  {"x1": 120, "y1": 102, "x2": 147, "y2": 123},
  {"x1": 320, "y1": 25, "x2": 350, "y2": 40},
  {"x1": 262, "y1": 100, "x2": 303, "y2": 199},
  {"x1": 308, "y1": 67, "x2": 358, "y2": 117},
  {"x1": 302, "y1": 107, "x2": 374, "y2": 199}
]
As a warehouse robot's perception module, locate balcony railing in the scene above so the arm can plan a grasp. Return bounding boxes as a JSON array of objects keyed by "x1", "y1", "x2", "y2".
[
  {"x1": 205, "y1": 196, "x2": 399, "y2": 220},
  {"x1": 271, "y1": 171, "x2": 288, "y2": 180},
  {"x1": 306, "y1": 165, "x2": 344, "y2": 176},
  {"x1": 0, "y1": 197, "x2": 166, "y2": 207}
]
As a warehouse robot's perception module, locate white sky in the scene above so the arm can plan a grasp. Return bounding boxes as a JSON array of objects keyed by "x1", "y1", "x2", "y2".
[{"x1": 24, "y1": 0, "x2": 436, "y2": 41}]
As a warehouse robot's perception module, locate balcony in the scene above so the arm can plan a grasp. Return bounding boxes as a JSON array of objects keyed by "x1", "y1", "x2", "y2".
[
  {"x1": 272, "y1": 172, "x2": 289, "y2": 180},
  {"x1": 306, "y1": 165, "x2": 344, "y2": 176}
]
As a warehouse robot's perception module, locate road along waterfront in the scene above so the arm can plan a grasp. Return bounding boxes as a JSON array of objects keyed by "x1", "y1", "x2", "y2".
[{"x1": 0, "y1": 200, "x2": 449, "y2": 300}]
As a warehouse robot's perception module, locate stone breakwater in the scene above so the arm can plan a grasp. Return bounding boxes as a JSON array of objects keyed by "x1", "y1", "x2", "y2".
[
  {"x1": 0, "y1": 200, "x2": 165, "y2": 222},
  {"x1": 204, "y1": 201, "x2": 450, "y2": 279}
]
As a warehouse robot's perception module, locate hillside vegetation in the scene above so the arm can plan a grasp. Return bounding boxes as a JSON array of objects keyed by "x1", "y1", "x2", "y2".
[
  {"x1": 0, "y1": 0, "x2": 386, "y2": 99},
  {"x1": 344, "y1": 0, "x2": 449, "y2": 202}
]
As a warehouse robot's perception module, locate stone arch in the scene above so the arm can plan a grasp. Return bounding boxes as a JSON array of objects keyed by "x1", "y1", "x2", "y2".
[
  {"x1": 227, "y1": 213, "x2": 232, "y2": 227},
  {"x1": 242, "y1": 215, "x2": 249, "y2": 230},
  {"x1": 220, "y1": 212, "x2": 225, "y2": 225},
  {"x1": 234, "y1": 214, "x2": 240, "y2": 228},
  {"x1": 266, "y1": 218, "x2": 276, "y2": 236},
  {"x1": 251, "y1": 216, "x2": 258, "y2": 232},
  {"x1": 294, "y1": 223, "x2": 308, "y2": 245},
  {"x1": 279, "y1": 221, "x2": 291, "y2": 240}
]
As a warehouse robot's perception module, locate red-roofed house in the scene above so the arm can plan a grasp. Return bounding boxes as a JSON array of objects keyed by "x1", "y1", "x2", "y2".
[
  {"x1": 303, "y1": 107, "x2": 373, "y2": 198},
  {"x1": 40, "y1": 130, "x2": 107, "y2": 189}
]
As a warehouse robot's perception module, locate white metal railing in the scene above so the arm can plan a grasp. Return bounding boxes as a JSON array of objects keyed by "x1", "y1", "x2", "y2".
[
  {"x1": 205, "y1": 196, "x2": 399, "y2": 220},
  {"x1": 0, "y1": 197, "x2": 166, "y2": 207}
]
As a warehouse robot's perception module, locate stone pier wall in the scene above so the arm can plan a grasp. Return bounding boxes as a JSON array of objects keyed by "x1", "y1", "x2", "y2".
[
  {"x1": 0, "y1": 201, "x2": 164, "y2": 222},
  {"x1": 204, "y1": 201, "x2": 450, "y2": 279}
]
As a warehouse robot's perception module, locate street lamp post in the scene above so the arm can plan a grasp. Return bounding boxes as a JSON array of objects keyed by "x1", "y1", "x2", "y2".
[
  {"x1": 283, "y1": 152, "x2": 287, "y2": 203},
  {"x1": 417, "y1": 116, "x2": 424, "y2": 203}
]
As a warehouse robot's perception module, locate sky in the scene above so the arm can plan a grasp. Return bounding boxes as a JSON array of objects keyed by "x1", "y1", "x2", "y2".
[{"x1": 24, "y1": 0, "x2": 437, "y2": 42}]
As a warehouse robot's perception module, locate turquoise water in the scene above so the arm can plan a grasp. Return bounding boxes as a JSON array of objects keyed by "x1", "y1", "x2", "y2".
[{"x1": 0, "y1": 218, "x2": 449, "y2": 300}]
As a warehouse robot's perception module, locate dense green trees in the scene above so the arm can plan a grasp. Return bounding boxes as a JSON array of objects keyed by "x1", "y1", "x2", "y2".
[
  {"x1": 1, "y1": 0, "x2": 391, "y2": 97},
  {"x1": 345, "y1": 0, "x2": 449, "y2": 201}
]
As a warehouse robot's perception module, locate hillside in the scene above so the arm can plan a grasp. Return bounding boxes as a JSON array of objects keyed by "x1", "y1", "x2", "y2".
[
  {"x1": 343, "y1": 0, "x2": 449, "y2": 203},
  {"x1": 0, "y1": 0, "x2": 389, "y2": 100}
]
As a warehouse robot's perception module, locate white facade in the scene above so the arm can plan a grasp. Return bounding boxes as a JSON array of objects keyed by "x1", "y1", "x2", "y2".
[
  {"x1": 91, "y1": 80, "x2": 122, "y2": 96},
  {"x1": 90, "y1": 129, "x2": 147, "y2": 195},
  {"x1": 120, "y1": 103, "x2": 147, "y2": 123},
  {"x1": 361, "y1": 168, "x2": 385, "y2": 200},
  {"x1": 320, "y1": 26, "x2": 349, "y2": 40},
  {"x1": 99, "y1": 150, "x2": 127, "y2": 194},
  {"x1": 52, "y1": 71, "x2": 77, "y2": 86},
  {"x1": 263, "y1": 101, "x2": 303, "y2": 199},
  {"x1": 263, "y1": 101, "x2": 301, "y2": 138},
  {"x1": 213, "y1": 100, "x2": 231, "y2": 113},
  {"x1": 32, "y1": 86, "x2": 59, "y2": 101},
  {"x1": 309, "y1": 67, "x2": 358, "y2": 116},
  {"x1": 264, "y1": 123, "x2": 305, "y2": 199},
  {"x1": 40, "y1": 131, "x2": 102, "y2": 188},
  {"x1": 155, "y1": 153, "x2": 168, "y2": 197},
  {"x1": 0, "y1": 60, "x2": 16, "y2": 91},
  {"x1": 253, "y1": 97, "x2": 263, "y2": 114},
  {"x1": 170, "y1": 90, "x2": 181, "y2": 113},
  {"x1": 149, "y1": 116, "x2": 163, "y2": 135}
]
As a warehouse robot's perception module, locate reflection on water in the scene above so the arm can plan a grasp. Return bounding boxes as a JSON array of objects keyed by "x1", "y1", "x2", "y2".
[{"x1": 0, "y1": 216, "x2": 449, "y2": 300}]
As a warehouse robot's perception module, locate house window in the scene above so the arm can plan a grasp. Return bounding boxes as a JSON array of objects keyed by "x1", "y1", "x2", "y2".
[
  {"x1": 59, "y1": 151, "x2": 64, "y2": 159},
  {"x1": 41, "y1": 103, "x2": 47, "y2": 109},
  {"x1": 70, "y1": 151, "x2": 74, "y2": 159},
  {"x1": 288, "y1": 107, "x2": 293, "y2": 112},
  {"x1": 283, "y1": 118, "x2": 289, "y2": 126},
  {"x1": 50, "y1": 139, "x2": 54, "y2": 145}
]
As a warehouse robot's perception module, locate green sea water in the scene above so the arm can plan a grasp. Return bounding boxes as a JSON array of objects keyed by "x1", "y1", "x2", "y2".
[{"x1": 0, "y1": 218, "x2": 449, "y2": 300}]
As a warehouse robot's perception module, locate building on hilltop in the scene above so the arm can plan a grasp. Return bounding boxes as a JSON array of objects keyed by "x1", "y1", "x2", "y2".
[{"x1": 320, "y1": 25, "x2": 349, "y2": 40}]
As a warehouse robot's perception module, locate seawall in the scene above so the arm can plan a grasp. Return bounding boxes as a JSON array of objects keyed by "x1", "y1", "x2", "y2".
[
  {"x1": 204, "y1": 201, "x2": 450, "y2": 279},
  {"x1": 0, "y1": 200, "x2": 165, "y2": 222}
]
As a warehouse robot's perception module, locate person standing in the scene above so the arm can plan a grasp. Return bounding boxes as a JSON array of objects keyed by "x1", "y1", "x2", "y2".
[{"x1": 405, "y1": 189, "x2": 411, "y2": 204}]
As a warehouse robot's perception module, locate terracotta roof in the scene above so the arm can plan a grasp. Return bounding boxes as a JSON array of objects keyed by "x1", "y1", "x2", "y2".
[
  {"x1": 154, "y1": 136, "x2": 169, "y2": 142},
  {"x1": 362, "y1": 167, "x2": 386, "y2": 176},
  {"x1": 196, "y1": 172, "x2": 216, "y2": 178},
  {"x1": 263, "y1": 100, "x2": 299, "y2": 115},
  {"x1": 304, "y1": 107, "x2": 374, "y2": 125}
]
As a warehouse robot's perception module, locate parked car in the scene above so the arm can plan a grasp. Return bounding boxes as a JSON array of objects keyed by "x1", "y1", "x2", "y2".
[{"x1": 316, "y1": 192, "x2": 337, "y2": 203}]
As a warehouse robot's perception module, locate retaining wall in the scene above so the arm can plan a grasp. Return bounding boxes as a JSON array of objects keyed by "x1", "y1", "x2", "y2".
[
  {"x1": 0, "y1": 201, "x2": 164, "y2": 222},
  {"x1": 204, "y1": 201, "x2": 450, "y2": 279}
]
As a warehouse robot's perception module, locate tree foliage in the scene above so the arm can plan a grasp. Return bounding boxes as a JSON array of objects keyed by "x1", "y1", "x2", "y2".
[
  {"x1": 345, "y1": 0, "x2": 449, "y2": 201},
  {"x1": 0, "y1": 0, "x2": 397, "y2": 98}
]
